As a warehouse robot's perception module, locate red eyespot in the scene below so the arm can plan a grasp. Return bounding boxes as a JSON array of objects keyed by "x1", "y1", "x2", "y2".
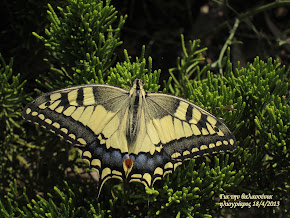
[{"x1": 124, "y1": 158, "x2": 133, "y2": 169}]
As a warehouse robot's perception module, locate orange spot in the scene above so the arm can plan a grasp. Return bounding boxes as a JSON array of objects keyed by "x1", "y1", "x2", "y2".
[{"x1": 124, "y1": 158, "x2": 133, "y2": 169}]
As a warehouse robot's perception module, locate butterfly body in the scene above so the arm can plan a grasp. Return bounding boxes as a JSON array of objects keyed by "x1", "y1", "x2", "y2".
[{"x1": 23, "y1": 79, "x2": 236, "y2": 192}]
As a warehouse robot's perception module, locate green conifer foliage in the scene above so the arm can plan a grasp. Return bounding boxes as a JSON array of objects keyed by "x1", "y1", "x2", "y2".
[
  {"x1": 0, "y1": 53, "x2": 30, "y2": 193},
  {"x1": 1, "y1": 0, "x2": 289, "y2": 217},
  {"x1": 33, "y1": 0, "x2": 127, "y2": 88}
]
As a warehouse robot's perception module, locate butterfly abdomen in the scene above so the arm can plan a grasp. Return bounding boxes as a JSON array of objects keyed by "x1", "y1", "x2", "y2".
[{"x1": 126, "y1": 80, "x2": 147, "y2": 145}]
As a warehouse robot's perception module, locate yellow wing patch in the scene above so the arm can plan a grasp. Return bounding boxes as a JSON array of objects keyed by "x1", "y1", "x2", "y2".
[{"x1": 22, "y1": 79, "x2": 236, "y2": 196}]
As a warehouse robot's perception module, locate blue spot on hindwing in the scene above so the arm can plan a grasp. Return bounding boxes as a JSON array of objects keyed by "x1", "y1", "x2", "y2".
[
  {"x1": 147, "y1": 158, "x2": 154, "y2": 170},
  {"x1": 154, "y1": 154, "x2": 163, "y2": 166},
  {"x1": 111, "y1": 150, "x2": 122, "y2": 166},
  {"x1": 103, "y1": 152, "x2": 111, "y2": 164},
  {"x1": 129, "y1": 154, "x2": 135, "y2": 162},
  {"x1": 135, "y1": 154, "x2": 147, "y2": 170},
  {"x1": 123, "y1": 153, "x2": 130, "y2": 160},
  {"x1": 95, "y1": 146, "x2": 104, "y2": 156}
]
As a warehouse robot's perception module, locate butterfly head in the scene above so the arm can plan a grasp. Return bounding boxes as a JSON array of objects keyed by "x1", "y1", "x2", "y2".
[
  {"x1": 133, "y1": 79, "x2": 144, "y2": 91},
  {"x1": 129, "y1": 79, "x2": 146, "y2": 98}
]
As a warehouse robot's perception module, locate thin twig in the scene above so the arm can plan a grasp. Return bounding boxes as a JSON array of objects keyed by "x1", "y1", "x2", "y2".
[
  {"x1": 212, "y1": 18, "x2": 240, "y2": 76},
  {"x1": 208, "y1": 1, "x2": 290, "y2": 37}
]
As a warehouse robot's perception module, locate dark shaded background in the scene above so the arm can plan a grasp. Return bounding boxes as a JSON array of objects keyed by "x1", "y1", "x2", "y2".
[{"x1": 1, "y1": 0, "x2": 289, "y2": 83}]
